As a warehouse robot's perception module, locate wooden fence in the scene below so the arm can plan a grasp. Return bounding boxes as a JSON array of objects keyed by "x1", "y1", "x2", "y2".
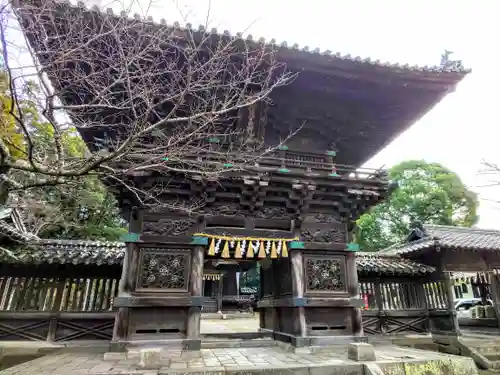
[
  {"x1": 359, "y1": 279, "x2": 448, "y2": 335},
  {"x1": 0, "y1": 275, "x2": 455, "y2": 341},
  {"x1": 0, "y1": 275, "x2": 119, "y2": 341}
]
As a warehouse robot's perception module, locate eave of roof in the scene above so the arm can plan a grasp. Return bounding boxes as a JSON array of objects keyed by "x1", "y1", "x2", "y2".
[
  {"x1": 379, "y1": 224, "x2": 500, "y2": 256},
  {"x1": 16, "y1": 0, "x2": 470, "y2": 79},
  {"x1": 0, "y1": 221, "x2": 38, "y2": 243},
  {"x1": 356, "y1": 251, "x2": 435, "y2": 276}
]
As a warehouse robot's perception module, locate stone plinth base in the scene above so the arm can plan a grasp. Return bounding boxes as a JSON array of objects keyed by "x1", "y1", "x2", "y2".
[
  {"x1": 106, "y1": 338, "x2": 201, "y2": 363},
  {"x1": 263, "y1": 328, "x2": 367, "y2": 348},
  {"x1": 347, "y1": 343, "x2": 376, "y2": 362}
]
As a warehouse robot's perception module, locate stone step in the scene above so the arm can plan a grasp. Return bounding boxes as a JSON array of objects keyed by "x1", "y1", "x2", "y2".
[
  {"x1": 201, "y1": 338, "x2": 278, "y2": 349},
  {"x1": 471, "y1": 344, "x2": 500, "y2": 354},
  {"x1": 489, "y1": 360, "x2": 500, "y2": 370},
  {"x1": 483, "y1": 353, "x2": 500, "y2": 362}
]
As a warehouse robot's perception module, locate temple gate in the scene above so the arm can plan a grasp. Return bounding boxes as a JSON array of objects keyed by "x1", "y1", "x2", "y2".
[{"x1": 13, "y1": 0, "x2": 468, "y2": 353}]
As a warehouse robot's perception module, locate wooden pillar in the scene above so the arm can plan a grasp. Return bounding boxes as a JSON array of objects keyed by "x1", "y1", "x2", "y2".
[
  {"x1": 488, "y1": 273, "x2": 500, "y2": 327},
  {"x1": 223, "y1": 268, "x2": 237, "y2": 295},
  {"x1": 346, "y1": 252, "x2": 363, "y2": 337},
  {"x1": 290, "y1": 250, "x2": 307, "y2": 337},
  {"x1": 187, "y1": 246, "x2": 204, "y2": 339},
  {"x1": 46, "y1": 279, "x2": 65, "y2": 342},
  {"x1": 111, "y1": 207, "x2": 140, "y2": 345},
  {"x1": 217, "y1": 277, "x2": 223, "y2": 313},
  {"x1": 373, "y1": 278, "x2": 385, "y2": 334},
  {"x1": 442, "y1": 270, "x2": 460, "y2": 335}
]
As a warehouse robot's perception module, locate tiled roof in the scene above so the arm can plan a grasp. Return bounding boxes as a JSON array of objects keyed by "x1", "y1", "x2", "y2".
[
  {"x1": 356, "y1": 252, "x2": 435, "y2": 276},
  {"x1": 2, "y1": 239, "x2": 434, "y2": 275},
  {"x1": 0, "y1": 207, "x2": 38, "y2": 244},
  {"x1": 18, "y1": 0, "x2": 470, "y2": 75},
  {"x1": 0, "y1": 221, "x2": 37, "y2": 243},
  {"x1": 5, "y1": 239, "x2": 125, "y2": 266},
  {"x1": 380, "y1": 225, "x2": 500, "y2": 256}
]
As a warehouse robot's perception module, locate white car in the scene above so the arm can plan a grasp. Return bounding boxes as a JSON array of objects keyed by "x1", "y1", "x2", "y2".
[{"x1": 454, "y1": 298, "x2": 492, "y2": 318}]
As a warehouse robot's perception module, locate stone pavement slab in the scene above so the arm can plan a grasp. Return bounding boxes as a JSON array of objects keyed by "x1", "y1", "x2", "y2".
[
  {"x1": 201, "y1": 318, "x2": 259, "y2": 334},
  {"x1": 0, "y1": 344, "x2": 478, "y2": 375}
]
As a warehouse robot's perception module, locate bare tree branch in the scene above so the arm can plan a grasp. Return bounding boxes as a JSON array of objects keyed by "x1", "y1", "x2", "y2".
[{"x1": 0, "y1": 0, "x2": 300, "y2": 212}]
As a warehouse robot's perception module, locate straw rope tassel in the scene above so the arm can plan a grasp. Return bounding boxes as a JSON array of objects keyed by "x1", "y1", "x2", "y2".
[
  {"x1": 281, "y1": 241, "x2": 289, "y2": 257},
  {"x1": 258, "y1": 241, "x2": 266, "y2": 258},
  {"x1": 208, "y1": 238, "x2": 216, "y2": 256},
  {"x1": 247, "y1": 241, "x2": 255, "y2": 258},
  {"x1": 234, "y1": 241, "x2": 242, "y2": 258},
  {"x1": 221, "y1": 241, "x2": 230, "y2": 258},
  {"x1": 270, "y1": 241, "x2": 278, "y2": 259}
]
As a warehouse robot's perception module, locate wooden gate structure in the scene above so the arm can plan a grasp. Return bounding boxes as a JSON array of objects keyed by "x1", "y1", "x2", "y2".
[
  {"x1": 0, "y1": 242, "x2": 440, "y2": 343},
  {"x1": 11, "y1": 0, "x2": 468, "y2": 351},
  {"x1": 3, "y1": 232, "x2": 500, "y2": 344}
]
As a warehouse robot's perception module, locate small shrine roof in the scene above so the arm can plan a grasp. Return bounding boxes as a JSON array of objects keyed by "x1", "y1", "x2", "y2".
[
  {"x1": 3, "y1": 239, "x2": 434, "y2": 275},
  {"x1": 380, "y1": 225, "x2": 500, "y2": 256}
]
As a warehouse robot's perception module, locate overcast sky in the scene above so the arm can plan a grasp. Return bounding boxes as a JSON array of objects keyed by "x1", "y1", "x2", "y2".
[{"x1": 32, "y1": 1, "x2": 500, "y2": 228}]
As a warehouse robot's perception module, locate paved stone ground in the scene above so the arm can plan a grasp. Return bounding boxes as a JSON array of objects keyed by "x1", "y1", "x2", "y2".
[
  {"x1": 0, "y1": 318, "x2": 479, "y2": 374},
  {"x1": 0, "y1": 344, "x2": 475, "y2": 375},
  {"x1": 201, "y1": 317, "x2": 259, "y2": 334}
]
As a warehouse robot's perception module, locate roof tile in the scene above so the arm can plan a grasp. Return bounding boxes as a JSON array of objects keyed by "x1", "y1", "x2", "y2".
[
  {"x1": 380, "y1": 225, "x2": 500, "y2": 255},
  {"x1": 2, "y1": 239, "x2": 434, "y2": 275},
  {"x1": 21, "y1": 0, "x2": 470, "y2": 75},
  {"x1": 356, "y1": 252, "x2": 434, "y2": 275}
]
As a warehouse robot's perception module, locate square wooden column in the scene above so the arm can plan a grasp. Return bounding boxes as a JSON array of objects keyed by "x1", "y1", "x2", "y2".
[
  {"x1": 186, "y1": 245, "x2": 204, "y2": 349},
  {"x1": 110, "y1": 207, "x2": 141, "y2": 352},
  {"x1": 346, "y1": 252, "x2": 363, "y2": 337},
  {"x1": 217, "y1": 276, "x2": 223, "y2": 313},
  {"x1": 443, "y1": 271, "x2": 460, "y2": 334},
  {"x1": 290, "y1": 250, "x2": 307, "y2": 337}
]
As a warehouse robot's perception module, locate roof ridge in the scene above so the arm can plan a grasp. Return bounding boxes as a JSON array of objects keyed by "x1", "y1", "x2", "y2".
[
  {"x1": 424, "y1": 224, "x2": 500, "y2": 236},
  {"x1": 39, "y1": 238, "x2": 125, "y2": 246},
  {"x1": 377, "y1": 236, "x2": 434, "y2": 254},
  {"x1": 26, "y1": 0, "x2": 471, "y2": 74}
]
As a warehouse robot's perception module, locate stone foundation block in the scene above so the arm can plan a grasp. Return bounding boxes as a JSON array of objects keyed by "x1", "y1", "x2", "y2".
[
  {"x1": 364, "y1": 363, "x2": 385, "y2": 375},
  {"x1": 347, "y1": 342, "x2": 376, "y2": 362},
  {"x1": 103, "y1": 352, "x2": 127, "y2": 361},
  {"x1": 485, "y1": 305, "x2": 496, "y2": 318},
  {"x1": 139, "y1": 348, "x2": 162, "y2": 369}
]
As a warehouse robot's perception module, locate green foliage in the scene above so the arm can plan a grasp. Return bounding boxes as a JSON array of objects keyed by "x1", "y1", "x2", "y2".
[
  {"x1": 355, "y1": 160, "x2": 479, "y2": 251},
  {"x1": 0, "y1": 70, "x2": 125, "y2": 240},
  {"x1": 239, "y1": 264, "x2": 260, "y2": 292},
  {"x1": 33, "y1": 177, "x2": 126, "y2": 241},
  {"x1": 0, "y1": 71, "x2": 27, "y2": 160}
]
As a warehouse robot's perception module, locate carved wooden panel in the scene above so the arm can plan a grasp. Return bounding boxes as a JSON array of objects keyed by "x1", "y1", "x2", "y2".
[
  {"x1": 300, "y1": 214, "x2": 347, "y2": 243},
  {"x1": 136, "y1": 248, "x2": 190, "y2": 292},
  {"x1": 142, "y1": 218, "x2": 196, "y2": 236},
  {"x1": 255, "y1": 207, "x2": 289, "y2": 219},
  {"x1": 300, "y1": 227, "x2": 346, "y2": 243},
  {"x1": 304, "y1": 255, "x2": 346, "y2": 294}
]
